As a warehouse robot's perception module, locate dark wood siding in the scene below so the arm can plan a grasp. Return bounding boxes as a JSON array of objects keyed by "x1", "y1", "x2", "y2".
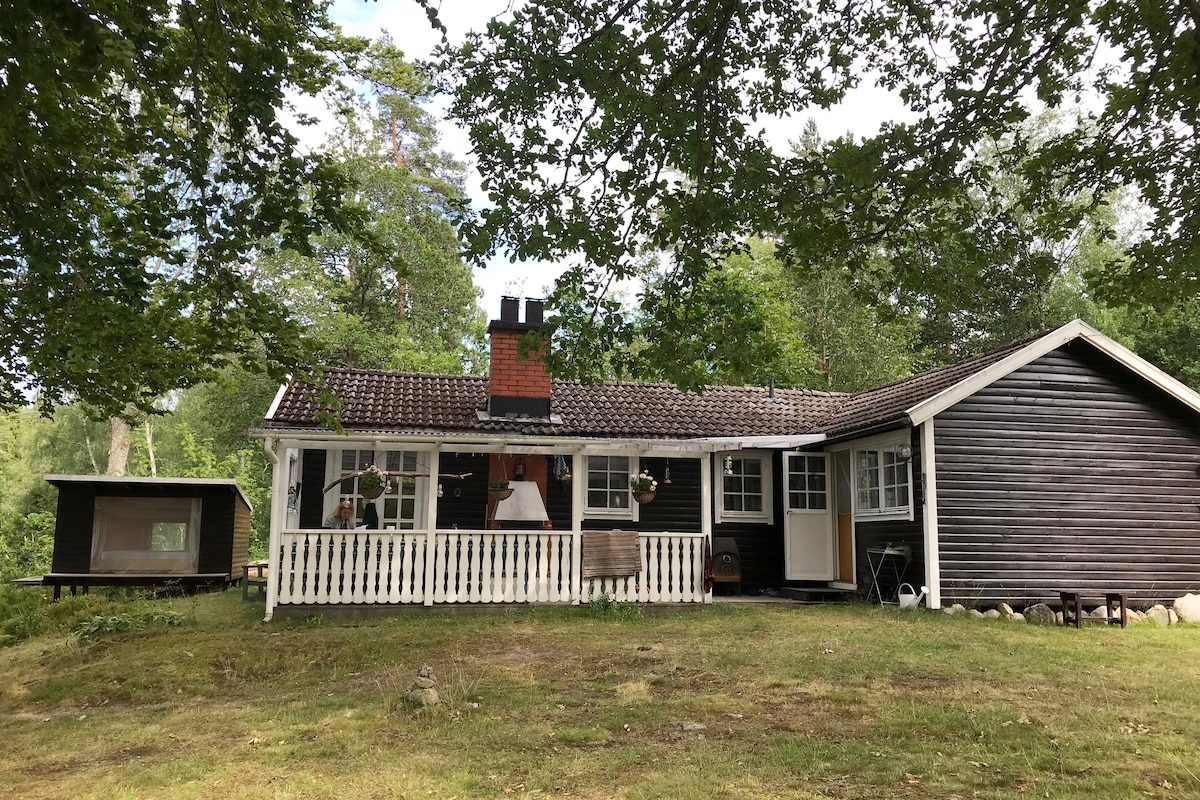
[
  {"x1": 299, "y1": 449, "x2": 327, "y2": 529},
  {"x1": 713, "y1": 454, "x2": 783, "y2": 593},
  {"x1": 51, "y1": 486, "x2": 96, "y2": 573},
  {"x1": 196, "y1": 489, "x2": 234, "y2": 574},
  {"x1": 628, "y1": 457, "x2": 702, "y2": 533},
  {"x1": 852, "y1": 428, "x2": 925, "y2": 597},
  {"x1": 545, "y1": 455, "x2": 573, "y2": 530},
  {"x1": 436, "y1": 453, "x2": 489, "y2": 529},
  {"x1": 935, "y1": 341, "x2": 1200, "y2": 607}
]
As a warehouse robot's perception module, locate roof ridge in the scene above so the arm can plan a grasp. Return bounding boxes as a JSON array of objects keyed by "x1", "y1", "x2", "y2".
[
  {"x1": 306, "y1": 366, "x2": 489, "y2": 381},
  {"x1": 549, "y1": 377, "x2": 847, "y2": 398}
]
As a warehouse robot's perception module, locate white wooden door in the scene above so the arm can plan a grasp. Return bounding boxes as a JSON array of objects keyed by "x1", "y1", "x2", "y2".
[{"x1": 784, "y1": 452, "x2": 835, "y2": 581}]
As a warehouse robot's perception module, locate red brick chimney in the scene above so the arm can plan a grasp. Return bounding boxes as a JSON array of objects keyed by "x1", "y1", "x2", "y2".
[{"x1": 487, "y1": 297, "x2": 551, "y2": 419}]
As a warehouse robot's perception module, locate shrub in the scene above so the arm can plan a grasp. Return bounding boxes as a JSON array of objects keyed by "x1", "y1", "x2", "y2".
[
  {"x1": 74, "y1": 607, "x2": 186, "y2": 642},
  {"x1": 0, "y1": 583, "x2": 48, "y2": 647}
]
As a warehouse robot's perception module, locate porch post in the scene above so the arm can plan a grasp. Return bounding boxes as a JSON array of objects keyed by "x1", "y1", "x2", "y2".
[
  {"x1": 263, "y1": 437, "x2": 287, "y2": 621},
  {"x1": 571, "y1": 451, "x2": 584, "y2": 604},
  {"x1": 920, "y1": 420, "x2": 942, "y2": 609},
  {"x1": 423, "y1": 447, "x2": 441, "y2": 607},
  {"x1": 700, "y1": 452, "x2": 713, "y2": 603}
]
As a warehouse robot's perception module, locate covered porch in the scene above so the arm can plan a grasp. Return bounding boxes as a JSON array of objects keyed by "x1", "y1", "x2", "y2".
[{"x1": 259, "y1": 436, "x2": 716, "y2": 618}]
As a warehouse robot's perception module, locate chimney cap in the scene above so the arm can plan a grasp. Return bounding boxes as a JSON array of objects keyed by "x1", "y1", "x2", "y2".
[{"x1": 488, "y1": 296, "x2": 547, "y2": 333}]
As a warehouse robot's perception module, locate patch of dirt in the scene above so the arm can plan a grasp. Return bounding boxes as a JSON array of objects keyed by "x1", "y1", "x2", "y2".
[
  {"x1": 887, "y1": 669, "x2": 947, "y2": 692},
  {"x1": 488, "y1": 645, "x2": 561, "y2": 664},
  {"x1": 21, "y1": 745, "x2": 161, "y2": 777}
]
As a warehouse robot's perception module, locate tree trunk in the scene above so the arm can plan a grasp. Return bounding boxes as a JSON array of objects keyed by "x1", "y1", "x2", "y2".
[
  {"x1": 107, "y1": 417, "x2": 131, "y2": 476},
  {"x1": 144, "y1": 420, "x2": 157, "y2": 477}
]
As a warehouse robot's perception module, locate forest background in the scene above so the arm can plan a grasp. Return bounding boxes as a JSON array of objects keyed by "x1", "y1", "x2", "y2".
[{"x1": 4, "y1": 1, "x2": 1200, "y2": 590}]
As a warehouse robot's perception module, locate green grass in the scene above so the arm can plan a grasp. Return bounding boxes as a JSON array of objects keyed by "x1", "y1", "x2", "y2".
[{"x1": 1, "y1": 593, "x2": 1198, "y2": 799}]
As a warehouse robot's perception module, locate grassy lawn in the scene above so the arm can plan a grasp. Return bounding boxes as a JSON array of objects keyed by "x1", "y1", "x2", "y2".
[{"x1": 1, "y1": 593, "x2": 1198, "y2": 799}]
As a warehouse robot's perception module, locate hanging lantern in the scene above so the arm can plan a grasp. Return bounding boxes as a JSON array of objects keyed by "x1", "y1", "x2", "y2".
[
  {"x1": 554, "y1": 455, "x2": 572, "y2": 483},
  {"x1": 723, "y1": 455, "x2": 734, "y2": 476}
]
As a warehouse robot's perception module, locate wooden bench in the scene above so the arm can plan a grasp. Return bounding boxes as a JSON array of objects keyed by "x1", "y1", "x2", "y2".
[
  {"x1": 242, "y1": 561, "x2": 269, "y2": 601},
  {"x1": 1060, "y1": 591, "x2": 1128, "y2": 629}
]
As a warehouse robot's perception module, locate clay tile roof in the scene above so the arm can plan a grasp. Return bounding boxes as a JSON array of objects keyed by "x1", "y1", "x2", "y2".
[
  {"x1": 266, "y1": 368, "x2": 847, "y2": 439},
  {"x1": 813, "y1": 334, "x2": 1039, "y2": 437},
  {"x1": 265, "y1": 333, "x2": 1049, "y2": 441}
]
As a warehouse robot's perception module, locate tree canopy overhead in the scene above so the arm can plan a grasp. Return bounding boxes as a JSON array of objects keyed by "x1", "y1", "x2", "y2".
[
  {"x1": 0, "y1": 0, "x2": 361, "y2": 417},
  {"x1": 441, "y1": 0, "x2": 1200, "y2": 384}
]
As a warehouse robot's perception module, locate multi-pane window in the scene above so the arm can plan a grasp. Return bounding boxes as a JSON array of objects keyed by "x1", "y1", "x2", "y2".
[
  {"x1": 338, "y1": 449, "x2": 421, "y2": 528},
  {"x1": 586, "y1": 455, "x2": 631, "y2": 514},
  {"x1": 855, "y1": 444, "x2": 911, "y2": 515},
  {"x1": 723, "y1": 457, "x2": 765, "y2": 513},
  {"x1": 787, "y1": 455, "x2": 827, "y2": 510}
]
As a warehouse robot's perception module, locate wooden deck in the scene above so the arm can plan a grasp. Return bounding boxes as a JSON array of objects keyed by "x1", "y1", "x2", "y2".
[{"x1": 14, "y1": 572, "x2": 233, "y2": 599}]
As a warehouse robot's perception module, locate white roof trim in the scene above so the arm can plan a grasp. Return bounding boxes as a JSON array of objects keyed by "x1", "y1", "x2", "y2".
[
  {"x1": 264, "y1": 379, "x2": 290, "y2": 421},
  {"x1": 247, "y1": 429, "x2": 827, "y2": 454},
  {"x1": 906, "y1": 319, "x2": 1200, "y2": 426},
  {"x1": 687, "y1": 435, "x2": 828, "y2": 450}
]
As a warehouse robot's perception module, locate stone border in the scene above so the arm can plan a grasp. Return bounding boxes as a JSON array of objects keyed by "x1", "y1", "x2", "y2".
[{"x1": 939, "y1": 592, "x2": 1200, "y2": 626}]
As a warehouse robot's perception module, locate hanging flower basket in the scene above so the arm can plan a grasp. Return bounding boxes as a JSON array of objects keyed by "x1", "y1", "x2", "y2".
[
  {"x1": 357, "y1": 465, "x2": 390, "y2": 499},
  {"x1": 489, "y1": 487, "x2": 514, "y2": 502},
  {"x1": 630, "y1": 471, "x2": 658, "y2": 504}
]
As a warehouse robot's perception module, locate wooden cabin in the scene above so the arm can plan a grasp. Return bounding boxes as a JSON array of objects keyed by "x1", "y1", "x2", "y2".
[
  {"x1": 37, "y1": 475, "x2": 251, "y2": 597},
  {"x1": 252, "y1": 304, "x2": 1200, "y2": 617}
]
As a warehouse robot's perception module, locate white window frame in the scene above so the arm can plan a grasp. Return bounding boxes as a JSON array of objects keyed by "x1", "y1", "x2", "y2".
[
  {"x1": 584, "y1": 454, "x2": 639, "y2": 520},
  {"x1": 850, "y1": 436, "x2": 914, "y2": 521},
  {"x1": 716, "y1": 451, "x2": 773, "y2": 524},
  {"x1": 326, "y1": 449, "x2": 427, "y2": 529}
]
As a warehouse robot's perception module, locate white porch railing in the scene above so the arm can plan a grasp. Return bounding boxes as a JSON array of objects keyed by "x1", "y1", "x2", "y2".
[
  {"x1": 581, "y1": 532, "x2": 708, "y2": 604},
  {"x1": 273, "y1": 529, "x2": 709, "y2": 606}
]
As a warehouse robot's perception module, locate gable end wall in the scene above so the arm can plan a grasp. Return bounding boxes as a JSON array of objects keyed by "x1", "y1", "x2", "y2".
[{"x1": 934, "y1": 340, "x2": 1200, "y2": 608}]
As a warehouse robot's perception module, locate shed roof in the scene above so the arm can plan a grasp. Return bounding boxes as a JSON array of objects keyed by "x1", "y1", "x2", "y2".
[{"x1": 44, "y1": 475, "x2": 253, "y2": 510}]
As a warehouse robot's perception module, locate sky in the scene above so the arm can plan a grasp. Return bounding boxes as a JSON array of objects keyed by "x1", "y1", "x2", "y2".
[{"x1": 311, "y1": 0, "x2": 915, "y2": 317}]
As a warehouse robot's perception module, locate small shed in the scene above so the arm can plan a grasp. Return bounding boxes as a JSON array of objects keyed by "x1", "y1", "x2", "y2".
[{"x1": 38, "y1": 475, "x2": 252, "y2": 596}]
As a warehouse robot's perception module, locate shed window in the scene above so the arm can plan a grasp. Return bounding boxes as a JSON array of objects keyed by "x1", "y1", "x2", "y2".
[
  {"x1": 854, "y1": 443, "x2": 912, "y2": 518},
  {"x1": 586, "y1": 455, "x2": 633, "y2": 517},
  {"x1": 91, "y1": 497, "x2": 201, "y2": 573}
]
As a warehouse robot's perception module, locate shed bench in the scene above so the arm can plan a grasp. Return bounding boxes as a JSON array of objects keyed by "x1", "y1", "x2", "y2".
[
  {"x1": 242, "y1": 561, "x2": 269, "y2": 601},
  {"x1": 1059, "y1": 591, "x2": 1128, "y2": 629}
]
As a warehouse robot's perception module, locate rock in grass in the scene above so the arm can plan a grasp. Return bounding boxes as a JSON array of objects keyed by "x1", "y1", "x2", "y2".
[
  {"x1": 983, "y1": 609, "x2": 1001, "y2": 619},
  {"x1": 968, "y1": 609, "x2": 985, "y2": 619},
  {"x1": 1173, "y1": 593, "x2": 1200, "y2": 623},
  {"x1": 997, "y1": 602, "x2": 1014, "y2": 618},
  {"x1": 1024, "y1": 603, "x2": 1056, "y2": 625},
  {"x1": 1145, "y1": 605, "x2": 1171, "y2": 626},
  {"x1": 403, "y1": 665, "x2": 440, "y2": 706}
]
